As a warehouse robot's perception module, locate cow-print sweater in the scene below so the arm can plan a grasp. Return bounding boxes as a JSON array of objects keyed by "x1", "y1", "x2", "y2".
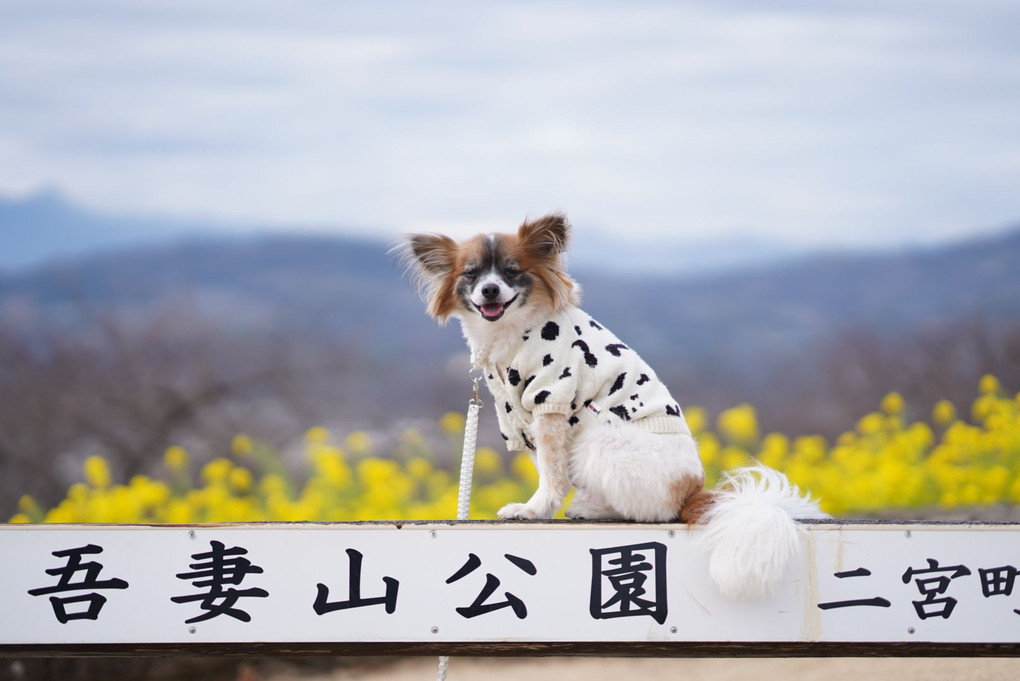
[{"x1": 482, "y1": 306, "x2": 690, "y2": 452}]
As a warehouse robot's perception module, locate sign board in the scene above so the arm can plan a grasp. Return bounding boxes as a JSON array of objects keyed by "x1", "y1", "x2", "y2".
[{"x1": 1, "y1": 521, "x2": 1019, "y2": 655}]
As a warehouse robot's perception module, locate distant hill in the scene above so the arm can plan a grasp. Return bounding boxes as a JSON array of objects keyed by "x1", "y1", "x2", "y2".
[
  {"x1": 0, "y1": 189, "x2": 216, "y2": 271},
  {"x1": 568, "y1": 228, "x2": 809, "y2": 276},
  {"x1": 3, "y1": 218, "x2": 1019, "y2": 370},
  {"x1": 582, "y1": 227, "x2": 1020, "y2": 362},
  {"x1": 0, "y1": 190, "x2": 814, "y2": 277}
]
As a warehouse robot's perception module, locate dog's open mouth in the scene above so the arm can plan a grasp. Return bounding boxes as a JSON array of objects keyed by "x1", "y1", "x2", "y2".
[{"x1": 476, "y1": 294, "x2": 518, "y2": 322}]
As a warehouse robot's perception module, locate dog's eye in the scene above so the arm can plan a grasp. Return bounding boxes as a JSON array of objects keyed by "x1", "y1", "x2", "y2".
[
  {"x1": 462, "y1": 268, "x2": 479, "y2": 279},
  {"x1": 504, "y1": 265, "x2": 522, "y2": 277}
]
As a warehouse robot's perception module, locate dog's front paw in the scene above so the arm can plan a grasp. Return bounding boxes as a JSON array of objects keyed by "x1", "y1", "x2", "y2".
[{"x1": 498, "y1": 502, "x2": 547, "y2": 520}]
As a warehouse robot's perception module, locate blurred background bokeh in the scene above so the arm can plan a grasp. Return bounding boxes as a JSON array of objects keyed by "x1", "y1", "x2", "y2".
[{"x1": 2, "y1": 1, "x2": 1020, "y2": 523}]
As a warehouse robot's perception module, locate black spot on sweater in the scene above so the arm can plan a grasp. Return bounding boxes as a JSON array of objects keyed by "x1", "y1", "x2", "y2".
[
  {"x1": 523, "y1": 375, "x2": 536, "y2": 391},
  {"x1": 575, "y1": 325, "x2": 583, "y2": 335},
  {"x1": 589, "y1": 320, "x2": 603, "y2": 331},
  {"x1": 507, "y1": 368, "x2": 521, "y2": 386},
  {"x1": 541, "y1": 321, "x2": 560, "y2": 341},
  {"x1": 608, "y1": 372, "x2": 627, "y2": 396},
  {"x1": 505, "y1": 402, "x2": 513, "y2": 413},
  {"x1": 533, "y1": 390, "x2": 551, "y2": 405},
  {"x1": 559, "y1": 367, "x2": 572, "y2": 380},
  {"x1": 571, "y1": 340, "x2": 598, "y2": 367},
  {"x1": 568, "y1": 415, "x2": 579, "y2": 426},
  {"x1": 605, "y1": 343, "x2": 628, "y2": 357},
  {"x1": 637, "y1": 373, "x2": 650, "y2": 386},
  {"x1": 542, "y1": 354, "x2": 553, "y2": 366},
  {"x1": 666, "y1": 404, "x2": 681, "y2": 417},
  {"x1": 609, "y1": 405, "x2": 631, "y2": 421}
]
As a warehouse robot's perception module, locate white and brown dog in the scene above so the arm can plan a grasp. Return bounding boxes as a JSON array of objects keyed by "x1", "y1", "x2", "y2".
[{"x1": 402, "y1": 214, "x2": 825, "y2": 598}]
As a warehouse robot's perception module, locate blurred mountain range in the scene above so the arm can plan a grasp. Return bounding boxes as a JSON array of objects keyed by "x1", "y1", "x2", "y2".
[
  {"x1": 3, "y1": 190, "x2": 1019, "y2": 366},
  {"x1": 1, "y1": 189, "x2": 809, "y2": 276},
  {"x1": 0, "y1": 189, "x2": 216, "y2": 271}
]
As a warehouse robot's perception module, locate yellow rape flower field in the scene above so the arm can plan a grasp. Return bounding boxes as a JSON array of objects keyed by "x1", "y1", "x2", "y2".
[{"x1": 9, "y1": 376, "x2": 1020, "y2": 524}]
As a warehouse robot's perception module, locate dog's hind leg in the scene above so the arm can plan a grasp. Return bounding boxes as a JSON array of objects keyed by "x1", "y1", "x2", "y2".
[
  {"x1": 571, "y1": 423, "x2": 703, "y2": 522},
  {"x1": 565, "y1": 488, "x2": 620, "y2": 519},
  {"x1": 498, "y1": 413, "x2": 572, "y2": 519}
]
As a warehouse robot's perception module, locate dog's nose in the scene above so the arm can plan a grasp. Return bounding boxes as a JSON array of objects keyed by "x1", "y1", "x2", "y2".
[{"x1": 481, "y1": 283, "x2": 500, "y2": 300}]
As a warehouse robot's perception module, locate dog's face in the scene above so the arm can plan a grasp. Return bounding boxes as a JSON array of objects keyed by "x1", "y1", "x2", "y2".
[
  {"x1": 404, "y1": 213, "x2": 579, "y2": 325},
  {"x1": 457, "y1": 234, "x2": 530, "y2": 323}
]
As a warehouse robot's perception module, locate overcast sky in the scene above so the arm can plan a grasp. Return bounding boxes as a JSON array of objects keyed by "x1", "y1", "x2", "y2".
[{"x1": 2, "y1": 1, "x2": 1019, "y2": 249}]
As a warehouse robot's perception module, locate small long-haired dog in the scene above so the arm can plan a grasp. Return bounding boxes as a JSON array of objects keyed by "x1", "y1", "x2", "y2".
[{"x1": 402, "y1": 214, "x2": 825, "y2": 598}]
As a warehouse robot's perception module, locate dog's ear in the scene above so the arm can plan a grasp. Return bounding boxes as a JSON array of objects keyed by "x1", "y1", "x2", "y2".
[
  {"x1": 405, "y1": 233, "x2": 458, "y2": 275},
  {"x1": 518, "y1": 213, "x2": 570, "y2": 258},
  {"x1": 395, "y1": 233, "x2": 461, "y2": 323}
]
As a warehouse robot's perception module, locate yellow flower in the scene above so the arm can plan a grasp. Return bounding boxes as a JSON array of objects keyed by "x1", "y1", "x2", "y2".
[
  {"x1": 45, "y1": 505, "x2": 77, "y2": 523},
  {"x1": 357, "y1": 457, "x2": 399, "y2": 486},
  {"x1": 201, "y1": 458, "x2": 233, "y2": 484},
  {"x1": 440, "y1": 411, "x2": 466, "y2": 436},
  {"x1": 758, "y1": 433, "x2": 788, "y2": 470},
  {"x1": 345, "y1": 430, "x2": 373, "y2": 456},
  {"x1": 312, "y1": 449, "x2": 351, "y2": 487},
  {"x1": 259, "y1": 473, "x2": 289, "y2": 496},
  {"x1": 511, "y1": 452, "x2": 538, "y2": 487},
  {"x1": 979, "y1": 374, "x2": 1001, "y2": 395},
  {"x1": 83, "y1": 455, "x2": 111, "y2": 488},
  {"x1": 231, "y1": 434, "x2": 253, "y2": 457},
  {"x1": 164, "y1": 445, "x2": 189, "y2": 470},
  {"x1": 165, "y1": 499, "x2": 192, "y2": 524},
  {"x1": 880, "y1": 392, "x2": 904, "y2": 416},
  {"x1": 932, "y1": 400, "x2": 956, "y2": 427},
  {"x1": 406, "y1": 456, "x2": 433, "y2": 479},
  {"x1": 857, "y1": 412, "x2": 885, "y2": 436},
  {"x1": 305, "y1": 426, "x2": 331, "y2": 444},
  {"x1": 474, "y1": 447, "x2": 503, "y2": 475},
  {"x1": 685, "y1": 406, "x2": 708, "y2": 435},
  {"x1": 721, "y1": 447, "x2": 750, "y2": 472},
  {"x1": 717, "y1": 404, "x2": 759, "y2": 446},
  {"x1": 229, "y1": 467, "x2": 253, "y2": 492},
  {"x1": 17, "y1": 494, "x2": 40, "y2": 515},
  {"x1": 1009, "y1": 477, "x2": 1020, "y2": 504}
]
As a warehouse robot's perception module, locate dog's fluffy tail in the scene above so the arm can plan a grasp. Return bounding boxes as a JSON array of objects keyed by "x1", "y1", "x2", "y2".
[{"x1": 681, "y1": 465, "x2": 828, "y2": 599}]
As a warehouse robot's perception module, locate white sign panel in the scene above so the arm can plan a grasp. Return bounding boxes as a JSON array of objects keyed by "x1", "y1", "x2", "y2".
[{"x1": 1, "y1": 522, "x2": 1018, "y2": 646}]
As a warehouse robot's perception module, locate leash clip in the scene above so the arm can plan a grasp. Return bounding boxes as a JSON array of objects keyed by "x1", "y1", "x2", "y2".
[{"x1": 469, "y1": 365, "x2": 485, "y2": 408}]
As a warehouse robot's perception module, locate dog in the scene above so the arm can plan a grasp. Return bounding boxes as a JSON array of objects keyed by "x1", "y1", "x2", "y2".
[{"x1": 402, "y1": 213, "x2": 826, "y2": 598}]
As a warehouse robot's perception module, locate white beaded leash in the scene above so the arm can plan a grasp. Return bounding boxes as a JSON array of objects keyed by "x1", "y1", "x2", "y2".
[{"x1": 436, "y1": 364, "x2": 484, "y2": 681}]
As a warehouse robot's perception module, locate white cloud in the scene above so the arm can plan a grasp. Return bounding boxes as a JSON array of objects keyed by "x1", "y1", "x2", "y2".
[{"x1": 1, "y1": 0, "x2": 1019, "y2": 248}]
